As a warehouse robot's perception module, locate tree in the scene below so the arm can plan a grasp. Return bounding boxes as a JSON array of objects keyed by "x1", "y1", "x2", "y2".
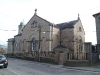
[{"x1": 0, "y1": 47, "x2": 6, "y2": 54}]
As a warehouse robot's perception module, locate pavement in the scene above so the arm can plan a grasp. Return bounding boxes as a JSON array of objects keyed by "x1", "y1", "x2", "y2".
[
  {"x1": 8, "y1": 58, "x2": 100, "y2": 74},
  {"x1": 49, "y1": 62, "x2": 100, "y2": 73}
]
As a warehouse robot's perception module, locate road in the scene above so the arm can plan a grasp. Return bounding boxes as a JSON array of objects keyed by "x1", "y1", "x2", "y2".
[{"x1": 0, "y1": 58, "x2": 100, "y2": 75}]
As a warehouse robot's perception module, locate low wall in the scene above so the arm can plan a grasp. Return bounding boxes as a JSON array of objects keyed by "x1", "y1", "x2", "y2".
[
  {"x1": 64, "y1": 60, "x2": 90, "y2": 67},
  {"x1": 40, "y1": 57, "x2": 58, "y2": 64},
  {"x1": 6, "y1": 53, "x2": 58, "y2": 65},
  {"x1": 16, "y1": 57, "x2": 58, "y2": 65},
  {"x1": 92, "y1": 53, "x2": 99, "y2": 64}
]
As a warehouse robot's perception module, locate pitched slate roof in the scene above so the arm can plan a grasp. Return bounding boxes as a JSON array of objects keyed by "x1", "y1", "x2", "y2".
[
  {"x1": 93, "y1": 12, "x2": 100, "y2": 17},
  {"x1": 14, "y1": 33, "x2": 22, "y2": 37},
  {"x1": 36, "y1": 15, "x2": 53, "y2": 25},
  {"x1": 56, "y1": 20, "x2": 78, "y2": 29}
]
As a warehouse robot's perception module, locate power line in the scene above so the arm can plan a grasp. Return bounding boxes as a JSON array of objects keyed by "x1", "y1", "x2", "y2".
[
  {"x1": 0, "y1": 29, "x2": 97, "y2": 32},
  {"x1": 0, "y1": 11, "x2": 20, "y2": 21},
  {"x1": 79, "y1": 5, "x2": 100, "y2": 14},
  {"x1": 85, "y1": 31, "x2": 96, "y2": 32},
  {"x1": 0, "y1": 5, "x2": 100, "y2": 33},
  {"x1": 0, "y1": 6, "x2": 16, "y2": 15},
  {"x1": 0, "y1": 6, "x2": 21, "y2": 21},
  {"x1": 0, "y1": 5, "x2": 100, "y2": 23},
  {"x1": 0, "y1": 29, "x2": 17, "y2": 31},
  {"x1": 52, "y1": 5, "x2": 100, "y2": 22}
]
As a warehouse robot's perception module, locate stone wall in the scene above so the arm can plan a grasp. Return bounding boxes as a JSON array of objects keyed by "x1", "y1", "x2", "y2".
[
  {"x1": 85, "y1": 42, "x2": 99, "y2": 65},
  {"x1": 64, "y1": 60, "x2": 90, "y2": 66},
  {"x1": 74, "y1": 20, "x2": 85, "y2": 60},
  {"x1": 96, "y1": 44, "x2": 100, "y2": 54},
  {"x1": 92, "y1": 53, "x2": 99, "y2": 64},
  {"x1": 7, "y1": 38, "x2": 14, "y2": 54},
  {"x1": 93, "y1": 13, "x2": 100, "y2": 45}
]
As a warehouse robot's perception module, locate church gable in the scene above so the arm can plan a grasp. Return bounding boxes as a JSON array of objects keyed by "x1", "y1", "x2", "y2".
[
  {"x1": 18, "y1": 12, "x2": 55, "y2": 42},
  {"x1": 22, "y1": 14, "x2": 53, "y2": 33},
  {"x1": 74, "y1": 18, "x2": 85, "y2": 52},
  {"x1": 74, "y1": 19, "x2": 85, "y2": 34}
]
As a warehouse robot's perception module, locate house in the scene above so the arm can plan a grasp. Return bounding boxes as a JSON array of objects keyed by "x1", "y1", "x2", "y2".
[
  {"x1": 7, "y1": 10, "x2": 86, "y2": 64},
  {"x1": 93, "y1": 12, "x2": 100, "y2": 54},
  {"x1": 93, "y1": 12, "x2": 100, "y2": 60}
]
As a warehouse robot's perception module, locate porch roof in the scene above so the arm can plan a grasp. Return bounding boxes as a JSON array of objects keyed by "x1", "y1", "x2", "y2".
[{"x1": 53, "y1": 45, "x2": 73, "y2": 53}]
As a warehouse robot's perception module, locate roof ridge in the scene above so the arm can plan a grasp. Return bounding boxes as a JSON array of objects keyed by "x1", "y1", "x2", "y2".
[
  {"x1": 56, "y1": 19, "x2": 78, "y2": 25},
  {"x1": 56, "y1": 20, "x2": 78, "y2": 29},
  {"x1": 35, "y1": 15, "x2": 53, "y2": 25}
]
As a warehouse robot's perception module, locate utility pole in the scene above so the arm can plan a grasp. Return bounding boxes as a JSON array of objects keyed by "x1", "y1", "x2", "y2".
[{"x1": 38, "y1": 25, "x2": 41, "y2": 62}]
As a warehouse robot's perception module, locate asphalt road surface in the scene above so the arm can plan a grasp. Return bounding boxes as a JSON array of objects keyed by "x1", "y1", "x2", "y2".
[{"x1": 0, "y1": 58, "x2": 100, "y2": 75}]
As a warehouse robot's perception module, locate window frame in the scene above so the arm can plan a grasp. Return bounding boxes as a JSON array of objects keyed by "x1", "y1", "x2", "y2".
[
  {"x1": 15, "y1": 42, "x2": 18, "y2": 50},
  {"x1": 15, "y1": 42, "x2": 20, "y2": 50},
  {"x1": 79, "y1": 39, "x2": 82, "y2": 51},
  {"x1": 31, "y1": 21, "x2": 37, "y2": 28},
  {"x1": 31, "y1": 38, "x2": 36, "y2": 51}
]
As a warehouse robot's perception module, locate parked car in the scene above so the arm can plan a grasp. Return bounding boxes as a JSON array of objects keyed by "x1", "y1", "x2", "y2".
[{"x1": 0, "y1": 55, "x2": 8, "y2": 68}]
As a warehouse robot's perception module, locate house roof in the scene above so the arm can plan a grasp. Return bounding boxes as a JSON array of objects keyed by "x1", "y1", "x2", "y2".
[
  {"x1": 25, "y1": 14, "x2": 53, "y2": 26},
  {"x1": 14, "y1": 33, "x2": 22, "y2": 37},
  {"x1": 56, "y1": 20, "x2": 78, "y2": 29},
  {"x1": 35, "y1": 15, "x2": 53, "y2": 25},
  {"x1": 93, "y1": 12, "x2": 100, "y2": 17},
  {"x1": 7, "y1": 38, "x2": 15, "y2": 42},
  {"x1": 21, "y1": 14, "x2": 55, "y2": 31}
]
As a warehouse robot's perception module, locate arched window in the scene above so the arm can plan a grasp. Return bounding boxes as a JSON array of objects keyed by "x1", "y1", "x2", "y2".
[
  {"x1": 79, "y1": 39, "x2": 82, "y2": 51},
  {"x1": 31, "y1": 38, "x2": 36, "y2": 51}
]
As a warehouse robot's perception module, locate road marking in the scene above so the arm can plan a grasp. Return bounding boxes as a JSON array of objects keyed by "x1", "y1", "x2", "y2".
[{"x1": 7, "y1": 68, "x2": 20, "y2": 75}]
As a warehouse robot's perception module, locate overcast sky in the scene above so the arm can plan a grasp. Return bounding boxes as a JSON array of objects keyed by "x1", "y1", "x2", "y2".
[{"x1": 0, "y1": 0, "x2": 100, "y2": 45}]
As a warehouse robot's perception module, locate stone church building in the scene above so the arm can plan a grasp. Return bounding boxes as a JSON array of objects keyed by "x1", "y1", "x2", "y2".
[{"x1": 8, "y1": 10, "x2": 86, "y2": 63}]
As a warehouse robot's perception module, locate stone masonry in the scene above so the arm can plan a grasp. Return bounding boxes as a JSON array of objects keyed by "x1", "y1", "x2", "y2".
[{"x1": 7, "y1": 10, "x2": 86, "y2": 63}]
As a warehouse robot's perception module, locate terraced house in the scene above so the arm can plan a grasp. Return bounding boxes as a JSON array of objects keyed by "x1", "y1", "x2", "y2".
[{"x1": 8, "y1": 10, "x2": 86, "y2": 65}]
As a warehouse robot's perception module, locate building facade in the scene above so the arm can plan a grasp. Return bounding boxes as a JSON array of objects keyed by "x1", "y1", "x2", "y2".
[
  {"x1": 7, "y1": 10, "x2": 86, "y2": 62},
  {"x1": 93, "y1": 12, "x2": 100, "y2": 54}
]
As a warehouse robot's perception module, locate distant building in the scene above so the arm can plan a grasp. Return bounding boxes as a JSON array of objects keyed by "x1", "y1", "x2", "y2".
[
  {"x1": 0, "y1": 47, "x2": 5, "y2": 54},
  {"x1": 8, "y1": 10, "x2": 86, "y2": 64}
]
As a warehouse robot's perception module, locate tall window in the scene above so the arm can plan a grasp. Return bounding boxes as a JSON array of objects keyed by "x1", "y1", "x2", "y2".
[
  {"x1": 79, "y1": 39, "x2": 82, "y2": 51},
  {"x1": 31, "y1": 38, "x2": 36, "y2": 51}
]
